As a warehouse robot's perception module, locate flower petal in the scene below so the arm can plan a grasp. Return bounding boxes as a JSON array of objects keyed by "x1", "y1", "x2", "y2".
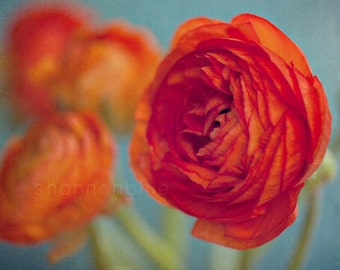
[
  {"x1": 231, "y1": 13, "x2": 312, "y2": 78},
  {"x1": 192, "y1": 188, "x2": 300, "y2": 249}
]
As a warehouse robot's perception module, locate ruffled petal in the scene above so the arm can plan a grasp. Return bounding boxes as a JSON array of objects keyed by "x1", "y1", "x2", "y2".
[
  {"x1": 231, "y1": 13, "x2": 313, "y2": 79},
  {"x1": 192, "y1": 188, "x2": 300, "y2": 249},
  {"x1": 129, "y1": 118, "x2": 171, "y2": 207},
  {"x1": 170, "y1": 17, "x2": 222, "y2": 49}
]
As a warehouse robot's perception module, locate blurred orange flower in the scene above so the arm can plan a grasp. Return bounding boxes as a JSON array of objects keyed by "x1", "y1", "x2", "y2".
[
  {"x1": 5, "y1": 2, "x2": 162, "y2": 132},
  {"x1": 50, "y1": 21, "x2": 162, "y2": 132},
  {"x1": 0, "y1": 112, "x2": 114, "y2": 244},
  {"x1": 5, "y1": 2, "x2": 92, "y2": 118}
]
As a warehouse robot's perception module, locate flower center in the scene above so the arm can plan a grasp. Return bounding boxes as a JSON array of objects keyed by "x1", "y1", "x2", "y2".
[
  {"x1": 177, "y1": 84, "x2": 236, "y2": 163},
  {"x1": 213, "y1": 107, "x2": 231, "y2": 127}
]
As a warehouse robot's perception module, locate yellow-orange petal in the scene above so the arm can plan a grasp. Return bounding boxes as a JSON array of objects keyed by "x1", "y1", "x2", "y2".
[{"x1": 47, "y1": 226, "x2": 88, "y2": 264}]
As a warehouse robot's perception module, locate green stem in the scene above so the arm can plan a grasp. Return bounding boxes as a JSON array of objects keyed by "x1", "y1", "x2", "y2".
[
  {"x1": 288, "y1": 187, "x2": 321, "y2": 270},
  {"x1": 238, "y1": 249, "x2": 252, "y2": 270},
  {"x1": 116, "y1": 205, "x2": 184, "y2": 270},
  {"x1": 163, "y1": 207, "x2": 188, "y2": 254},
  {"x1": 90, "y1": 220, "x2": 119, "y2": 270}
]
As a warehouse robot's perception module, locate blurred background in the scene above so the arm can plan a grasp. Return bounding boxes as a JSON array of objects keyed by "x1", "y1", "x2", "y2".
[{"x1": 0, "y1": 0, "x2": 339, "y2": 269}]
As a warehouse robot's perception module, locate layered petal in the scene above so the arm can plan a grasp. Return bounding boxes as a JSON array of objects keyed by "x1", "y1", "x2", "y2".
[
  {"x1": 192, "y1": 188, "x2": 300, "y2": 249},
  {"x1": 231, "y1": 13, "x2": 313, "y2": 78}
]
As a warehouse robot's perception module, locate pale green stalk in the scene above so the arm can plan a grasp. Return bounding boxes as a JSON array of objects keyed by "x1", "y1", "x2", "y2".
[
  {"x1": 239, "y1": 249, "x2": 252, "y2": 270},
  {"x1": 288, "y1": 150, "x2": 336, "y2": 270},
  {"x1": 162, "y1": 207, "x2": 189, "y2": 256},
  {"x1": 90, "y1": 221, "x2": 122, "y2": 270},
  {"x1": 288, "y1": 187, "x2": 320, "y2": 270},
  {"x1": 116, "y1": 206, "x2": 184, "y2": 270}
]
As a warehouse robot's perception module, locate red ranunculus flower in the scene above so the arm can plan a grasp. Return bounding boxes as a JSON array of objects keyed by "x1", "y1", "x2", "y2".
[
  {"x1": 0, "y1": 112, "x2": 114, "y2": 244},
  {"x1": 130, "y1": 14, "x2": 332, "y2": 249}
]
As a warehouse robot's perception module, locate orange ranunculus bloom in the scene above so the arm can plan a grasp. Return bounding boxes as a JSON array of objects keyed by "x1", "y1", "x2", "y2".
[
  {"x1": 50, "y1": 21, "x2": 162, "y2": 132},
  {"x1": 130, "y1": 14, "x2": 332, "y2": 249},
  {"x1": 0, "y1": 112, "x2": 114, "y2": 244},
  {"x1": 5, "y1": 2, "x2": 92, "y2": 118}
]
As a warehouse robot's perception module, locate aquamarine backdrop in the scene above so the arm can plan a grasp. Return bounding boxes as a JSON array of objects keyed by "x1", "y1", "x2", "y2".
[{"x1": 0, "y1": 1, "x2": 339, "y2": 269}]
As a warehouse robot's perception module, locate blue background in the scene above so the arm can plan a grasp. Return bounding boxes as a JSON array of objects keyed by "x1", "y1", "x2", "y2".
[{"x1": 1, "y1": 1, "x2": 340, "y2": 269}]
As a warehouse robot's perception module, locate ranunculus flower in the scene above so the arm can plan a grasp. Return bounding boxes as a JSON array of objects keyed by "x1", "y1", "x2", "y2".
[
  {"x1": 50, "y1": 21, "x2": 162, "y2": 132},
  {"x1": 0, "y1": 112, "x2": 114, "y2": 244},
  {"x1": 5, "y1": 2, "x2": 92, "y2": 118},
  {"x1": 130, "y1": 14, "x2": 332, "y2": 249}
]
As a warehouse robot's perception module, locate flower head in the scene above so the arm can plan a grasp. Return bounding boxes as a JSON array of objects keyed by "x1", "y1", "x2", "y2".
[
  {"x1": 130, "y1": 14, "x2": 332, "y2": 249},
  {"x1": 50, "y1": 21, "x2": 162, "y2": 132},
  {"x1": 0, "y1": 112, "x2": 114, "y2": 244},
  {"x1": 5, "y1": 2, "x2": 92, "y2": 118}
]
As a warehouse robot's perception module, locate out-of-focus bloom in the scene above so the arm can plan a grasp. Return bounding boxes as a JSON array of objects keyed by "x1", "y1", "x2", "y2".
[
  {"x1": 50, "y1": 21, "x2": 162, "y2": 132},
  {"x1": 5, "y1": 2, "x2": 162, "y2": 132},
  {"x1": 130, "y1": 14, "x2": 332, "y2": 249},
  {"x1": 5, "y1": 2, "x2": 92, "y2": 118},
  {"x1": 0, "y1": 112, "x2": 114, "y2": 244}
]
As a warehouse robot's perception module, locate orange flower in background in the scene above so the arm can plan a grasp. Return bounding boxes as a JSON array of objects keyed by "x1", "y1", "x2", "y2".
[
  {"x1": 0, "y1": 112, "x2": 114, "y2": 244},
  {"x1": 5, "y1": 2, "x2": 92, "y2": 118},
  {"x1": 5, "y1": 1, "x2": 162, "y2": 131},
  {"x1": 50, "y1": 21, "x2": 162, "y2": 132},
  {"x1": 130, "y1": 14, "x2": 332, "y2": 249}
]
